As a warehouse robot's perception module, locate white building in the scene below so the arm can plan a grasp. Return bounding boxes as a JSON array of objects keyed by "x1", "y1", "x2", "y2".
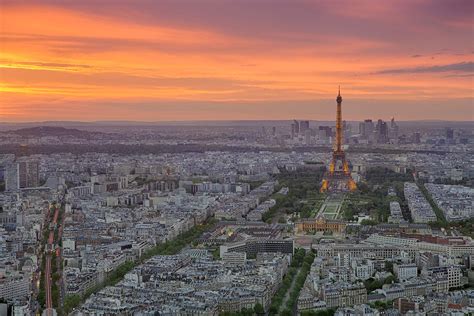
[
  {"x1": 222, "y1": 251, "x2": 247, "y2": 266},
  {"x1": 404, "y1": 182, "x2": 437, "y2": 223},
  {"x1": 394, "y1": 263, "x2": 418, "y2": 281},
  {"x1": 0, "y1": 275, "x2": 30, "y2": 301}
]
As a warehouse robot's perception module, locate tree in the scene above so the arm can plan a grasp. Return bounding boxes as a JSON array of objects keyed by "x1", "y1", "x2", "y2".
[
  {"x1": 240, "y1": 307, "x2": 254, "y2": 316},
  {"x1": 384, "y1": 275, "x2": 395, "y2": 284},
  {"x1": 268, "y1": 305, "x2": 278, "y2": 315},
  {"x1": 280, "y1": 309, "x2": 293, "y2": 316},
  {"x1": 253, "y1": 303, "x2": 264, "y2": 315},
  {"x1": 364, "y1": 278, "x2": 383, "y2": 292},
  {"x1": 64, "y1": 295, "x2": 82, "y2": 315},
  {"x1": 360, "y1": 219, "x2": 377, "y2": 226},
  {"x1": 385, "y1": 261, "x2": 394, "y2": 274}
]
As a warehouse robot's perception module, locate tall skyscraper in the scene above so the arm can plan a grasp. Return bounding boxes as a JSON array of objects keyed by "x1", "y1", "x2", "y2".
[
  {"x1": 6, "y1": 159, "x2": 40, "y2": 190},
  {"x1": 389, "y1": 117, "x2": 399, "y2": 140},
  {"x1": 5, "y1": 163, "x2": 19, "y2": 191},
  {"x1": 359, "y1": 121, "x2": 365, "y2": 136},
  {"x1": 376, "y1": 119, "x2": 389, "y2": 144},
  {"x1": 292, "y1": 119, "x2": 300, "y2": 135},
  {"x1": 321, "y1": 88, "x2": 356, "y2": 192},
  {"x1": 304, "y1": 129, "x2": 311, "y2": 145},
  {"x1": 300, "y1": 120, "x2": 310, "y2": 133},
  {"x1": 318, "y1": 126, "x2": 331, "y2": 137},
  {"x1": 359, "y1": 119, "x2": 374, "y2": 139},
  {"x1": 291, "y1": 121, "x2": 297, "y2": 138},
  {"x1": 20, "y1": 160, "x2": 39, "y2": 188},
  {"x1": 390, "y1": 117, "x2": 397, "y2": 129}
]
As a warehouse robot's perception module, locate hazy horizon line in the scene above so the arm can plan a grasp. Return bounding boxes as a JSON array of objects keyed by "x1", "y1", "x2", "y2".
[{"x1": 1, "y1": 119, "x2": 473, "y2": 124}]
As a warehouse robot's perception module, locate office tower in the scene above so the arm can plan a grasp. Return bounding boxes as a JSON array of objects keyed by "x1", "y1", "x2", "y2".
[
  {"x1": 343, "y1": 120, "x2": 352, "y2": 141},
  {"x1": 389, "y1": 117, "x2": 399, "y2": 140},
  {"x1": 318, "y1": 126, "x2": 332, "y2": 139},
  {"x1": 359, "y1": 122, "x2": 365, "y2": 136},
  {"x1": 18, "y1": 159, "x2": 39, "y2": 188},
  {"x1": 305, "y1": 129, "x2": 311, "y2": 145},
  {"x1": 390, "y1": 117, "x2": 397, "y2": 129},
  {"x1": 5, "y1": 163, "x2": 19, "y2": 191},
  {"x1": 321, "y1": 88, "x2": 356, "y2": 192},
  {"x1": 360, "y1": 119, "x2": 374, "y2": 139},
  {"x1": 376, "y1": 119, "x2": 389, "y2": 144},
  {"x1": 300, "y1": 120, "x2": 310, "y2": 133},
  {"x1": 365, "y1": 120, "x2": 374, "y2": 134},
  {"x1": 272, "y1": 126, "x2": 276, "y2": 136},
  {"x1": 291, "y1": 119, "x2": 300, "y2": 137}
]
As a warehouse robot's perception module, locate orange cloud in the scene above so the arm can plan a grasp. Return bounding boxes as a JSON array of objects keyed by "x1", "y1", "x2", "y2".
[{"x1": 0, "y1": 2, "x2": 472, "y2": 121}]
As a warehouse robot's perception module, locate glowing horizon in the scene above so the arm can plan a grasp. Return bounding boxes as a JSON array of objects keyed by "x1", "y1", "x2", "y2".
[{"x1": 1, "y1": 0, "x2": 473, "y2": 122}]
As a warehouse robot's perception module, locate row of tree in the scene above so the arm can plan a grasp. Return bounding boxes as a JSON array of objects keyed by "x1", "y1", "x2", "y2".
[
  {"x1": 218, "y1": 303, "x2": 264, "y2": 316},
  {"x1": 283, "y1": 251, "x2": 317, "y2": 315},
  {"x1": 63, "y1": 218, "x2": 217, "y2": 314},
  {"x1": 267, "y1": 248, "x2": 306, "y2": 314}
]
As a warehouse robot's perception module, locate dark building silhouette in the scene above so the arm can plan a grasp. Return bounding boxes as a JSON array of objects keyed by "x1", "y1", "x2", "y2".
[{"x1": 376, "y1": 119, "x2": 389, "y2": 144}]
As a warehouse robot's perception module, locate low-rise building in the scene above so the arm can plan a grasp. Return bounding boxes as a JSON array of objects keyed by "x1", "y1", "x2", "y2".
[
  {"x1": 394, "y1": 263, "x2": 418, "y2": 281},
  {"x1": 321, "y1": 282, "x2": 367, "y2": 308}
]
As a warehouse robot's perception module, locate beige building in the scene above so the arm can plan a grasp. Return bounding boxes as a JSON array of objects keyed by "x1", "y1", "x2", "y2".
[
  {"x1": 296, "y1": 217, "x2": 346, "y2": 234},
  {"x1": 321, "y1": 281, "x2": 367, "y2": 308}
]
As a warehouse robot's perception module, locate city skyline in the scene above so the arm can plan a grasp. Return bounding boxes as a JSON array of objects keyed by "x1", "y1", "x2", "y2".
[
  {"x1": 1, "y1": 2, "x2": 473, "y2": 313},
  {"x1": 1, "y1": 0, "x2": 473, "y2": 122}
]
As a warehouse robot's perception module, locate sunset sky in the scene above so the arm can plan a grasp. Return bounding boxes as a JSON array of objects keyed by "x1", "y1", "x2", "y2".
[{"x1": 1, "y1": 0, "x2": 473, "y2": 122}]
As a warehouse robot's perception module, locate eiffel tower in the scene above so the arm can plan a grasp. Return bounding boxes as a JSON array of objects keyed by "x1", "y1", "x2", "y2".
[{"x1": 321, "y1": 87, "x2": 357, "y2": 192}]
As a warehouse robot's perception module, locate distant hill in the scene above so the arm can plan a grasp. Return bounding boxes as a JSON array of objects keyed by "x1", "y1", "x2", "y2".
[
  {"x1": 7, "y1": 126, "x2": 101, "y2": 138},
  {"x1": 0, "y1": 120, "x2": 472, "y2": 132}
]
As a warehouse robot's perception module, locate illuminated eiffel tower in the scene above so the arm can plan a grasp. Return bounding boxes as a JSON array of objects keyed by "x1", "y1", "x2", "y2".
[{"x1": 321, "y1": 87, "x2": 357, "y2": 192}]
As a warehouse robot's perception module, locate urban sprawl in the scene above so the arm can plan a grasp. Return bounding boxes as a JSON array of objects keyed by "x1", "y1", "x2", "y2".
[{"x1": 0, "y1": 116, "x2": 473, "y2": 316}]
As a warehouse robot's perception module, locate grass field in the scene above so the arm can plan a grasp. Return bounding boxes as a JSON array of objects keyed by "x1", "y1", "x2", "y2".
[
  {"x1": 317, "y1": 194, "x2": 344, "y2": 219},
  {"x1": 323, "y1": 213, "x2": 337, "y2": 219},
  {"x1": 324, "y1": 204, "x2": 339, "y2": 213}
]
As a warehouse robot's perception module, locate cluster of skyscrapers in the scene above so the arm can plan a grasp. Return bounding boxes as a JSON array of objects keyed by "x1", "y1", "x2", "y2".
[
  {"x1": 291, "y1": 119, "x2": 311, "y2": 138},
  {"x1": 287, "y1": 117, "x2": 400, "y2": 146},
  {"x1": 358, "y1": 118, "x2": 399, "y2": 144}
]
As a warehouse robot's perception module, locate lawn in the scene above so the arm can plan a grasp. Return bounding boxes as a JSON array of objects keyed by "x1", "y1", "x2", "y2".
[
  {"x1": 323, "y1": 204, "x2": 339, "y2": 214},
  {"x1": 262, "y1": 167, "x2": 326, "y2": 223}
]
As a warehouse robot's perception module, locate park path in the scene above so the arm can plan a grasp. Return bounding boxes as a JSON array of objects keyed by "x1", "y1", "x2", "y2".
[
  {"x1": 280, "y1": 265, "x2": 302, "y2": 313},
  {"x1": 315, "y1": 193, "x2": 346, "y2": 219}
]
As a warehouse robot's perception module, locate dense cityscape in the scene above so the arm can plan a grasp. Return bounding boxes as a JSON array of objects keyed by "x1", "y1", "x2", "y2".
[
  {"x1": 1, "y1": 0, "x2": 473, "y2": 315},
  {"x1": 1, "y1": 93, "x2": 473, "y2": 316}
]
